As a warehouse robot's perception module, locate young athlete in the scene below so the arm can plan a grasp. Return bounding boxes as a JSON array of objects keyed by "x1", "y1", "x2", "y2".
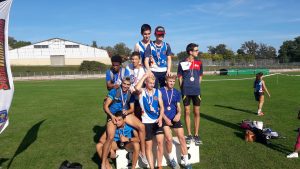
[
  {"x1": 160, "y1": 75, "x2": 192, "y2": 169},
  {"x1": 287, "y1": 128, "x2": 300, "y2": 158},
  {"x1": 144, "y1": 26, "x2": 173, "y2": 88},
  {"x1": 177, "y1": 43, "x2": 203, "y2": 145},
  {"x1": 105, "y1": 55, "x2": 130, "y2": 91},
  {"x1": 126, "y1": 51, "x2": 148, "y2": 163},
  {"x1": 126, "y1": 51, "x2": 146, "y2": 94},
  {"x1": 97, "y1": 111, "x2": 140, "y2": 169},
  {"x1": 135, "y1": 72, "x2": 165, "y2": 169},
  {"x1": 134, "y1": 24, "x2": 152, "y2": 66},
  {"x1": 101, "y1": 77, "x2": 146, "y2": 169},
  {"x1": 254, "y1": 72, "x2": 271, "y2": 116}
]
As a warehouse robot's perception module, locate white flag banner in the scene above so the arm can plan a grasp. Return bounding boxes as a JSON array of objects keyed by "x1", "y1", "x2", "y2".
[{"x1": 0, "y1": 0, "x2": 14, "y2": 134}]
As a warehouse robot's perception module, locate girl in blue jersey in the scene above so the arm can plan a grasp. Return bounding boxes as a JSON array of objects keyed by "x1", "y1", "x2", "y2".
[
  {"x1": 254, "y1": 72, "x2": 271, "y2": 116},
  {"x1": 135, "y1": 72, "x2": 165, "y2": 169}
]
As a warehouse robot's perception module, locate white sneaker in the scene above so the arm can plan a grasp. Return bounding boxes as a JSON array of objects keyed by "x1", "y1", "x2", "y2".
[
  {"x1": 287, "y1": 152, "x2": 298, "y2": 158},
  {"x1": 139, "y1": 153, "x2": 148, "y2": 165}
]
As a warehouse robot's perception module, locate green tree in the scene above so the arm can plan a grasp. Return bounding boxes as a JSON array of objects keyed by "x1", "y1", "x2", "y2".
[
  {"x1": 208, "y1": 44, "x2": 234, "y2": 60},
  {"x1": 257, "y1": 43, "x2": 277, "y2": 59},
  {"x1": 278, "y1": 36, "x2": 300, "y2": 63},
  {"x1": 176, "y1": 51, "x2": 188, "y2": 61},
  {"x1": 113, "y1": 43, "x2": 132, "y2": 62},
  {"x1": 239, "y1": 40, "x2": 259, "y2": 58},
  {"x1": 91, "y1": 41, "x2": 97, "y2": 48},
  {"x1": 8, "y1": 36, "x2": 31, "y2": 49}
]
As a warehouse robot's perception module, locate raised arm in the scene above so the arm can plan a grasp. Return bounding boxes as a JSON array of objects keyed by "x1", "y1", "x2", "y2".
[{"x1": 134, "y1": 73, "x2": 149, "y2": 92}]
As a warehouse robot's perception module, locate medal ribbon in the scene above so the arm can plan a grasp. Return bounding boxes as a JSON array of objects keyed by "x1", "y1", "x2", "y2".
[
  {"x1": 189, "y1": 60, "x2": 195, "y2": 79},
  {"x1": 164, "y1": 87, "x2": 173, "y2": 108},
  {"x1": 120, "y1": 88, "x2": 128, "y2": 108},
  {"x1": 144, "y1": 89, "x2": 154, "y2": 105}
]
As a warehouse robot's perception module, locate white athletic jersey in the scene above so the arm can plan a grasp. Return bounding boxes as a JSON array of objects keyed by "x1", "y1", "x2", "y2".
[
  {"x1": 135, "y1": 41, "x2": 149, "y2": 65},
  {"x1": 126, "y1": 64, "x2": 146, "y2": 93},
  {"x1": 139, "y1": 88, "x2": 161, "y2": 123},
  {"x1": 145, "y1": 41, "x2": 172, "y2": 72}
]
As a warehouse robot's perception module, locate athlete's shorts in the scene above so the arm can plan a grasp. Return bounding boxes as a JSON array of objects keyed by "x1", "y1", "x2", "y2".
[
  {"x1": 116, "y1": 141, "x2": 129, "y2": 150},
  {"x1": 152, "y1": 71, "x2": 167, "y2": 88},
  {"x1": 134, "y1": 100, "x2": 142, "y2": 121},
  {"x1": 144, "y1": 123, "x2": 164, "y2": 141},
  {"x1": 182, "y1": 95, "x2": 201, "y2": 106},
  {"x1": 254, "y1": 92, "x2": 264, "y2": 101},
  {"x1": 162, "y1": 120, "x2": 183, "y2": 129}
]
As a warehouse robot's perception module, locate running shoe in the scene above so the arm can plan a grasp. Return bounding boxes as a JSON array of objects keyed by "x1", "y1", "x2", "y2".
[
  {"x1": 185, "y1": 135, "x2": 193, "y2": 144},
  {"x1": 139, "y1": 153, "x2": 148, "y2": 165},
  {"x1": 194, "y1": 135, "x2": 202, "y2": 145},
  {"x1": 287, "y1": 152, "x2": 298, "y2": 158}
]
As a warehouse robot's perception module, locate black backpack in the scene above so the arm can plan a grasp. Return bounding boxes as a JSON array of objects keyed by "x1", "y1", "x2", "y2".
[{"x1": 59, "y1": 160, "x2": 82, "y2": 169}]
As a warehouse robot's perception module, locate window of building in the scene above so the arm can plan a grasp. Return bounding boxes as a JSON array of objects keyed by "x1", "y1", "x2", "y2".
[
  {"x1": 34, "y1": 45, "x2": 49, "y2": 48},
  {"x1": 65, "y1": 45, "x2": 80, "y2": 48}
]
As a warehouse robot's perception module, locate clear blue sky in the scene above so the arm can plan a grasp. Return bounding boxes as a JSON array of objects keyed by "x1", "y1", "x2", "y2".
[{"x1": 8, "y1": 0, "x2": 300, "y2": 54}]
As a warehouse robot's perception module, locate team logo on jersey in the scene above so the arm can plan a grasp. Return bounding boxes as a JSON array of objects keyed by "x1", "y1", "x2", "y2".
[
  {"x1": 154, "y1": 96, "x2": 158, "y2": 100},
  {"x1": 163, "y1": 51, "x2": 167, "y2": 55},
  {"x1": 0, "y1": 110, "x2": 8, "y2": 131}
]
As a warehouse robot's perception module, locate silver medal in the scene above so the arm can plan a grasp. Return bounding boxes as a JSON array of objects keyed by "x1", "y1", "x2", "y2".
[
  {"x1": 190, "y1": 77, "x2": 194, "y2": 81},
  {"x1": 157, "y1": 61, "x2": 160, "y2": 65},
  {"x1": 167, "y1": 106, "x2": 171, "y2": 111}
]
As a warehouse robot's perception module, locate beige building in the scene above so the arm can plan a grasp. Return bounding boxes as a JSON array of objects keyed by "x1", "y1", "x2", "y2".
[{"x1": 9, "y1": 38, "x2": 111, "y2": 66}]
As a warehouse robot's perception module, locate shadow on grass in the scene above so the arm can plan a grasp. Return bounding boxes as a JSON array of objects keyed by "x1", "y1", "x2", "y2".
[
  {"x1": 202, "y1": 113, "x2": 291, "y2": 155},
  {"x1": 214, "y1": 104, "x2": 256, "y2": 115},
  {"x1": 91, "y1": 125, "x2": 106, "y2": 169},
  {"x1": 201, "y1": 113, "x2": 241, "y2": 131},
  {"x1": 7, "y1": 119, "x2": 46, "y2": 169},
  {"x1": 0, "y1": 158, "x2": 9, "y2": 167}
]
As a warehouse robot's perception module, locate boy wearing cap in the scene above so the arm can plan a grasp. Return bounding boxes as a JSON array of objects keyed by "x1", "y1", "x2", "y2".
[
  {"x1": 177, "y1": 43, "x2": 203, "y2": 146},
  {"x1": 144, "y1": 26, "x2": 173, "y2": 88},
  {"x1": 134, "y1": 24, "x2": 152, "y2": 66}
]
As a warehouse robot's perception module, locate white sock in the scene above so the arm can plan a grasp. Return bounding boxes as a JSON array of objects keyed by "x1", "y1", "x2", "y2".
[
  {"x1": 168, "y1": 153, "x2": 175, "y2": 161},
  {"x1": 258, "y1": 109, "x2": 261, "y2": 114},
  {"x1": 183, "y1": 154, "x2": 189, "y2": 165}
]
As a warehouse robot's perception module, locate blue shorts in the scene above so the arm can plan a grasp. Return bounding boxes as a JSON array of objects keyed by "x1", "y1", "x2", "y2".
[
  {"x1": 254, "y1": 92, "x2": 263, "y2": 101},
  {"x1": 152, "y1": 71, "x2": 166, "y2": 88}
]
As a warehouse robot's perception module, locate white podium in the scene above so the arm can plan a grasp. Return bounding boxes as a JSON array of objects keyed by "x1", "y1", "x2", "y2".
[{"x1": 115, "y1": 137, "x2": 200, "y2": 169}]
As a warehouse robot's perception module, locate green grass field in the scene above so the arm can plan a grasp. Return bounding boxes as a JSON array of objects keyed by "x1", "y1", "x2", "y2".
[{"x1": 0, "y1": 74, "x2": 300, "y2": 169}]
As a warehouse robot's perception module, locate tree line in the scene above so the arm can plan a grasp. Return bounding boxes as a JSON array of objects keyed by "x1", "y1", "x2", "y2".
[{"x1": 9, "y1": 36, "x2": 300, "y2": 64}]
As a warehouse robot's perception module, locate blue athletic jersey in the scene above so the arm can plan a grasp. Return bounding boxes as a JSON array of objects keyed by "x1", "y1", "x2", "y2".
[
  {"x1": 105, "y1": 68, "x2": 130, "y2": 86},
  {"x1": 114, "y1": 124, "x2": 134, "y2": 142},
  {"x1": 136, "y1": 41, "x2": 148, "y2": 66},
  {"x1": 144, "y1": 41, "x2": 172, "y2": 72},
  {"x1": 108, "y1": 88, "x2": 135, "y2": 114},
  {"x1": 139, "y1": 89, "x2": 160, "y2": 123},
  {"x1": 160, "y1": 87, "x2": 181, "y2": 120},
  {"x1": 177, "y1": 58, "x2": 203, "y2": 95},
  {"x1": 254, "y1": 80, "x2": 263, "y2": 92}
]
